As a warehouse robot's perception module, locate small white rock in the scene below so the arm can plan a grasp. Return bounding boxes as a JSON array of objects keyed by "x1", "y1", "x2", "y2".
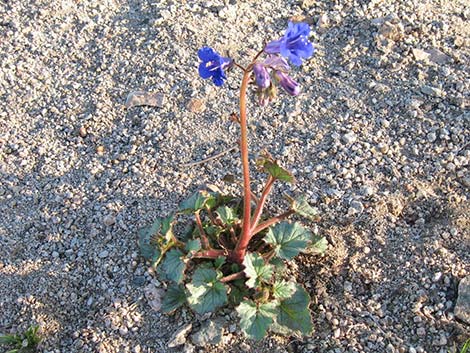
[
  {"x1": 432, "y1": 272, "x2": 442, "y2": 282},
  {"x1": 342, "y1": 131, "x2": 357, "y2": 144},
  {"x1": 103, "y1": 215, "x2": 115, "y2": 226}
]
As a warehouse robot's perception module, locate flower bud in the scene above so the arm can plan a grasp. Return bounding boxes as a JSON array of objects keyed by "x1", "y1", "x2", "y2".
[
  {"x1": 275, "y1": 71, "x2": 300, "y2": 96},
  {"x1": 253, "y1": 63, "x2": 271, "y2": 89}
]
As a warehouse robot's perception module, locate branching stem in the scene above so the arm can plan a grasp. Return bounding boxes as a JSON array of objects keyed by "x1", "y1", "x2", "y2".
[
  {"x1": 252, "y1": 210, "x2": 295, "y2": 235},
  {"x1": 250, "y1": 175, "x2": 275, "y2": 231},
  {"x1": 194, "y1": 211, "x2": 210, "y2": 249},
  {"x1": 192, "y1": 249, "x2": 227, "y2": 259},
  {"x1": 220, "y1": 271, "x2": 245, "y2": 283}
]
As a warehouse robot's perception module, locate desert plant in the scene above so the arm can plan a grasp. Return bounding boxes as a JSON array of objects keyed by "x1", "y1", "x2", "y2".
[
  {"x1": 457, "y1": 338, "x2": 470, "y2": 353},
  {"x1": 0, "y1": 325, "x2": 41, "y2": 353},
  {"x1": 138, "y1": 21, "x2": 326, "y2": 340}
]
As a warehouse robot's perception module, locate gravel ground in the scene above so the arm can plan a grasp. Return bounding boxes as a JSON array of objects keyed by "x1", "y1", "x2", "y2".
[{"x1": 0, "y1": 0, "x2": 469, "y2": 352}]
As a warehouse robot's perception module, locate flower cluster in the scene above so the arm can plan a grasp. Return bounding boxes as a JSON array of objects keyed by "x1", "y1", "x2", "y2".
[{"x1": 197, "y1": 21, "x2": 314, "y2": 105}]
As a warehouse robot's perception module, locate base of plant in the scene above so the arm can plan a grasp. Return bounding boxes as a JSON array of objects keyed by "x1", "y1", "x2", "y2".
[{"x1": 139, "y1": 186, "x2": 327, "y2": 340}]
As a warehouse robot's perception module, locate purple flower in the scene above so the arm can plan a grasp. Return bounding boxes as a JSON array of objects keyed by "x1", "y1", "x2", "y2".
[
  {"x1": 198, "y1": 47, "x2": 232, "y2": 86},
  {"x1": 275, "y1": 71, "x2": 300, "y2": 96},
  {"x1": 265, "y1": 22, "x2": 314, "y2": 66},
  {"x1": 262, "y1": 55, "x2": 290, "y2": 73},
  {"x1": 253, "y1": 63, "x2": 270, "y2": 89}
]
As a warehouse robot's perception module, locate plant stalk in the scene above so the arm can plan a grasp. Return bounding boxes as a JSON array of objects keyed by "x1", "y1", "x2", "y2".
[
  {"x1": 192, "y1": 249, "x2": 227, "y2": 259},
  {"x1": 252, "y1": 210, "x2": 295, "y2": 235},
  {"x1": 230, "y1": 68, "x2": 253, "y2": 264},
  {"x1": 250, "y1": 175, "x2": 275, "y2": 231}
]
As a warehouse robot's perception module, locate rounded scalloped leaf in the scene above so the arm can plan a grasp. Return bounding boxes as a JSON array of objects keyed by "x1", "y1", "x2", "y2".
[
  {"x1": 275, "y1": 284, "x2": 313, "y2": 335},
  {"x1": 178, "y1": 190, "x2": 216, "y2": 214},
  {"x1": 290, "y1": 195, "x2": 319, "y2": 221},
  {"x1": 243, "y1": 253, "x2": 273, "y2": 289},
  {"x1": 236, "y1": 300, "x2": 278, "y2": 340},
  {"x1": 186, "y1": 268, "x2": 228, "y2": 314},
  {"x1": 162, "y1": 284, "x2": 187, "y2": 313},
  {"x1": 264, "y1": 222, "x2": 312, "y2": 259}
]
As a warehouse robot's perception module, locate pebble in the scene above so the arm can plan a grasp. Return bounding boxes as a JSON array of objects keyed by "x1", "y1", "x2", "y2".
[
  {"x1": 416, "y1": 327, "x2": 426, "y2": 337},
  {"x1": 427, "y1": 132, "x2": 437, "y2": 143},
  {"x1": 350, "y1": 200, "x2": 364, "y2": 213},
  {"x1": 317, "y1": 13, "x2": 330, "y2": 32},
  {"x1": 341, "y1": 131, "x2": 357, "y2": 144},
  {"x1": 432, "y1": 272, "x2": 442, "y2": 282},
  {"x1": 98, "y1": 250, "x2": 109, "y2": 258},
  {"x1": 125, "y1": 91, "x2": 165, "y2": 108},
  {"x1": 168, "y1": 324, "x2": 192, "y2": 348},
  {"x1": 190, "y1": 319, "x2": 225, "y2": 346},
  {"x1": 2, "y1": 1, "x2": 468, "y2": 353},
  {"x1": 186, "y1": 98, "x2": 206, "y2": 113},
  {"x1": 103, "y1": 215, "x2": 116, "y2": 226},
  {"x1": 454, "y1": 276, "x2": 470, "y2": 324},
  {"x1": 79, "y1": 126, "x2": 87, "y2": 138},
  {"x1": 421, "y1": 85, "x2": 445, "y2": 97}
]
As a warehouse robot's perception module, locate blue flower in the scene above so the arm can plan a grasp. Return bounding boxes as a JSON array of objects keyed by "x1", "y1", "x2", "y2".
[
  {"x1": 265, "y1": 22, "x2": 314, "y2": 66},
  {"x1": 198, "y1": 47, "x2": 232, "y2": 86}
]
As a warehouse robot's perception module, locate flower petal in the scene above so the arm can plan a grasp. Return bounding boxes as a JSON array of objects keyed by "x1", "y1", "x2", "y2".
[
  {"x1": 265, "y1": 39, "x2": 282, "y2": 54},
  {"x1": 198, "y1": 47, "x2": 218, "y2": 61},
  {"x1": 263, "y1": 55, "x2": 290, "y2": 72},
  {"x1": 212, "y1": 75, "x2": 225, "y2": 86},
  {"x1": 287, "y1": 22, "x2": 310, "y2": 37},
  {"x1": 289, "y1": 54, "x2": 303, "y2": 67},
  {"x1": 198, "y1": 62, "x2": 213, "y2": 79}
]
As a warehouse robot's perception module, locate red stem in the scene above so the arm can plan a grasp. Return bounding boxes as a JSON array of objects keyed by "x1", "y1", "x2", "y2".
[
  {"x1": 192, "y1": 249, "x2": 227, "y2": 259},
  {"x1": 250, "y1": 176, "x2": 275, "y2": 231},
  {"x1": 194, "y1": 211, "x2": 210, "y2": 249},
  {"x1": 251, "y1": 210, "x2": 295, "y2": 235},
  {"x1": 230, "y1": 68, "x2": 253, "y2": 264},
  {"x1": 220, "y1": 271, "x2": 245, "y2": 283}
]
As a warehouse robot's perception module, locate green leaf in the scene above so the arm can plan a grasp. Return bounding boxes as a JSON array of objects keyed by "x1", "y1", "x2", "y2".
[
  {"x1": 257, "y1": 151, "x2": 294, "y2": 183},
  {"x1": 264, "y1": 222, "x2": 312, "y2": 260},
  {"x1": 236, "y1": 300, "x2": 278, "y2": 340},
  {"x1": 228, "y1": 279, "x2": 250, "y2": 306},
  {"x1": 0, "y1": 334, "x2": 20, "y2": 344},
  {"x1": 306, "y1": 235, "x2": 328, "y2": 255},
  {"x1": 138, "y1": 216, "x2": 176, "y2": 266},
  {"x1": 138, "y1": 221, "x2": 162, "y2": 263},
  {"x1": 214, "y1": 256, "x2": 226, "y2": 269},
  {"x1": 243, "y1": 253, "x2": 273, "y2": 289},
  {"x1": 216, "y1": 206, "x2": 239, "y2": 225},
  {"x1": 291, "y1": 195, "x2": 319, "y2": 220},
  {"x1": 160, "y1": 249, "x2": 186, "y2": 284},
  {"x1": 205, "y1": 224, "x2": 224, "y2": 238},
  {"x1": 178, "y1": 190, "x2": 216, "y2": 214},
  {"x1": 272, "y1": 280, "x2": 296, "y2": 300},
  {"x1": 269, "y1": 257, "x2": 287, "y2": 276},
  {"x1": 275, "y1": 285, "x2": 313, "y2": 335},
  {"x1": 264, "y1": 161, "x2": 294, "y2": 183},
  {"x1": 162, "y1": 284, "x2": 187, "y2": 313},
  {"x1": 186, "y1": 268, "x2": 228, "y2": 314},
  {"x1": 185, "y1": 239, "x2": 201, "y2": 253}
]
